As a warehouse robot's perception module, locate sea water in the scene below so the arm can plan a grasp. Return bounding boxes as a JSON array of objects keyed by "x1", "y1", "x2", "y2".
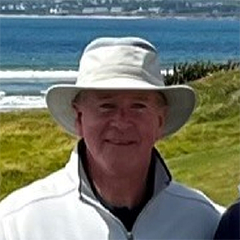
[{"x1": 0, "y1": 16, "x2": 239, "y2": 110}]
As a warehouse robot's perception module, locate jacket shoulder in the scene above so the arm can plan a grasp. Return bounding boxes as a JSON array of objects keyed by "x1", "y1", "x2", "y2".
[
  {"x1": 165, "y1": 181, "x2": 225, "y2": 214},
  {"x1": 0, "y1": 168, "x2": 76, "y2": 218}
]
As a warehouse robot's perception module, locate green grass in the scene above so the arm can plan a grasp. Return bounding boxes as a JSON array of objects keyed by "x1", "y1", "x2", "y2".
[
  {"x1": 0, "y1": 110, "x2": 76, "y2": 199},
  {"x1": 157, "y1": 70, "x2": 240, "y2": 206},
  {"x1": 0, "y1": 70, "x2": 240, "y2": 206}
]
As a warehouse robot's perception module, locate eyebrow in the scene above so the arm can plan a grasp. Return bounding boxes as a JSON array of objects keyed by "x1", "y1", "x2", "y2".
[{"x1": 96, "y1": 93, "x2": 115, "y2": 100}]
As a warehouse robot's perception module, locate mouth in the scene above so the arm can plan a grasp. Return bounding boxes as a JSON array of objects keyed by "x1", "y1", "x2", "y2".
[{"x1": 105, "y1": 139, "x2": 136, "y2": 146}]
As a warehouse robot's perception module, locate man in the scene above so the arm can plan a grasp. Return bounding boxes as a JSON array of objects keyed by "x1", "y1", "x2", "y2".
[{"x1": 0, "y1": 37, "x2": 223, "y2": 239}]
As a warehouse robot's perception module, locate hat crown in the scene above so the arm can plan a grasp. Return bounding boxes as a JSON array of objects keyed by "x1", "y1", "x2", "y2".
[
  {"x1": 83, "y1": 37, "x2": 157, "y2": 53},
  {"x1": 77, "y1": 37, "x2": 164, "y2": 87}
]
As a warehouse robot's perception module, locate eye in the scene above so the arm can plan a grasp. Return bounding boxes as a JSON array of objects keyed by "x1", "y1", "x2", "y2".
[
  {"x1": 131, "y1": 103, "x2": 147, "y2": 110},
  {"x1": 99, "y1": 103, "x2": 116, "y2": 111}
]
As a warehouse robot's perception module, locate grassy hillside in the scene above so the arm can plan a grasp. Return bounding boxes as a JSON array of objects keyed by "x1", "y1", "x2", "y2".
[
  {"x1": 0, "y1": 69, "x2": 240, "y2": 206},
  {"x1": 157, "y1": 69, "x2": 240, "y2": 205}
]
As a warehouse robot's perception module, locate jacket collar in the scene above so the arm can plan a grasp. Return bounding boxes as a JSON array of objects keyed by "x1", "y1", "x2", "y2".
[{"x1": 65, "y1": 140, "x2": 171, "y2": 204}]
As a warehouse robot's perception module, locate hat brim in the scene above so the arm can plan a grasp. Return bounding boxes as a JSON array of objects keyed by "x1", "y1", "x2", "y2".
[{"x1": 46, "y1": 77, "x2": 195, "y2": 138}]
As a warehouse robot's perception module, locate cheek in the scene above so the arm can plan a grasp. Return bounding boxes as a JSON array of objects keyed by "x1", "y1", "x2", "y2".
[
  {"x1": 137, "y1": 120, "x2": 156, "y2": 140},
  {"x1": 79, "y1": 119, "x2": 102, "y2": 154},
  {"x1": 80, "y1": 113, "x2": 108, "y2": 139},
  {"x1": 144, "y1": 126, "x2": 159, "y2": 144},
  {"x1": 141, "y1": 116, "x2": 163, "y2": 142}
]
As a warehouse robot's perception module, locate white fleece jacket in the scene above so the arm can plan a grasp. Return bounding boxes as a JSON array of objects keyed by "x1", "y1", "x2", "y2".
[{"x1": 0, "y1": 145, "x2": 224, "y2": 240}]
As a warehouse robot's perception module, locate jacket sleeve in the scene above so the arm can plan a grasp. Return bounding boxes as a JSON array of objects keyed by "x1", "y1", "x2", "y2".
[{"x1": 0, "y1": 219, "x2": 7, "y2": 240}]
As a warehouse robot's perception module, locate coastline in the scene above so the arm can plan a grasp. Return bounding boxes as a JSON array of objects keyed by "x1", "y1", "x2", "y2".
[
  {"x1": 0, "y1": 14, "x2": 145, "y2": 19},
  {"x1": 0, "y1": 13, "x2": 238, "y2": 20}
]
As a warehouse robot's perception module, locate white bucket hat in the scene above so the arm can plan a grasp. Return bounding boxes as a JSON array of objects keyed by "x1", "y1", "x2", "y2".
[{"x1": 46, "y1": 37, "x2": 195, "y2": 138}]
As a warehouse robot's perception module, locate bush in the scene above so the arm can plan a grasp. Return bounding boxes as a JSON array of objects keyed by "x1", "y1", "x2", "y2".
[{"x1": 164, "y1": 60, "x2": 240, "y2": 85}]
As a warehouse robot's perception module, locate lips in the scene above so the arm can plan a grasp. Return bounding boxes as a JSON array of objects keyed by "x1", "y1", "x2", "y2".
[{"x1": 105, "y1": 139, "x2": 136, "y2": 146}]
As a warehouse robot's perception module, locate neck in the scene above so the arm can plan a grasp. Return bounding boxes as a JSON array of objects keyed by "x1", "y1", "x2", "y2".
[{"x1": 85, "y1": 151, "x2": 152, "y2": 209}]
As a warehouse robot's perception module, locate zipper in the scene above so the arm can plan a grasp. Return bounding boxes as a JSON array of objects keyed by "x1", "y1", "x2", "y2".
[
  {"x1": 80, "y1": 194, "x2": 134, "y2": 240},
  {"x1": 131, "y1": 193, "x2": 157, "y2": 234}
]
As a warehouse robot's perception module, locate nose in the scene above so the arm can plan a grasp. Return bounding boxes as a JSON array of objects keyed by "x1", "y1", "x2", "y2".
[{"x1": 110, "y1": 108, "x2": 133, "y2": 130}]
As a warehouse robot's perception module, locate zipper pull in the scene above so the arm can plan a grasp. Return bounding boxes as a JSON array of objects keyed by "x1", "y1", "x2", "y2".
[{"x1": 127, "y1": 232, "x2": 134, "y2": 240}]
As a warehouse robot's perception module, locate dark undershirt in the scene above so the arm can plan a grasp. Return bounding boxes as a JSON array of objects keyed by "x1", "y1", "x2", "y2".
[{"x1": 78, "y1": 141, "x2": 155, "y2": 231}]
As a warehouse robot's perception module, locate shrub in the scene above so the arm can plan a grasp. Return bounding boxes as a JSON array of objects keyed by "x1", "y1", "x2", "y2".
[{"x1": 164, "y1": 60, "x2": 240, "y2": 85}]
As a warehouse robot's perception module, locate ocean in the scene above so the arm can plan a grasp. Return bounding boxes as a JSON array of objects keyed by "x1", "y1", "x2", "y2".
[{"x1": 0, "y1": 16, "x2": 239, "y2": 111}]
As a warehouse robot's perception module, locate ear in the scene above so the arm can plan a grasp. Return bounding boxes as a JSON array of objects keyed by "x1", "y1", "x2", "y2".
[
  {"x1": 72, "y1": 102, "x2": 83, "y2": 137},
  {"x1": 156, "y1": 106, "x2": 168, "y2": 140}
]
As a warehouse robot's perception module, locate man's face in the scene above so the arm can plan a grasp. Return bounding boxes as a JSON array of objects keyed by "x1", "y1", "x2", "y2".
[{"x1": 74, "y1": 90, "x2": 167, "y2": 175}]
